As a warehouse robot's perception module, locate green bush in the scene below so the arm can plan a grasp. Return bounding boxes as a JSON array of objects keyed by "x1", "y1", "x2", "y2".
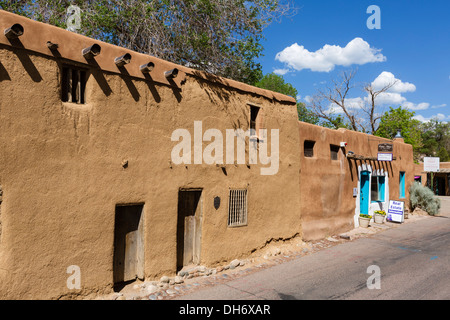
[{"x1": 409, "y1": 182, "x2": 441, "y2": 216}]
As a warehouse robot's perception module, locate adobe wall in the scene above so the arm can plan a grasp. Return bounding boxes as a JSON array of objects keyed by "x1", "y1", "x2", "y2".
[
  {"x1": 0, "y1": 12, "x2": 301, "y2": 299},
  {"x1": 414, "y1": 162, "x2": 450, "y2": 196},
  {"x1": 298, "y1": 122, "x2": 415, "y2": 240}
]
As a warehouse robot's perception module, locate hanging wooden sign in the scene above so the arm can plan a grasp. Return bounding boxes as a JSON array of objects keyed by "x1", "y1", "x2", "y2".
[{"x1": 378, "y1": 143, "x2": 393, "y2": 152}]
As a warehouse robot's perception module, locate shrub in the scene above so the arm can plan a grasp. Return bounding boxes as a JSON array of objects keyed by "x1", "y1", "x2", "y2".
[{"x1": 409, "y1": 182, "x2": 441, "y2": 216}]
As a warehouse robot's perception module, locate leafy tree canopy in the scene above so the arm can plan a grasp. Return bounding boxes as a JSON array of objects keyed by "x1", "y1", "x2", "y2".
[
  {"x1": 0, "y1": 0, "x2": 296, "y2": 85},
  {"x1": 375, "y1": 106, "x2": 423, "y2": 161},
  {"x1": 255, "y1": 73, "x2": 320, "y2": 124},
  {"x1": 419, "y1": 119, "x2": 450, "y2": 162}
]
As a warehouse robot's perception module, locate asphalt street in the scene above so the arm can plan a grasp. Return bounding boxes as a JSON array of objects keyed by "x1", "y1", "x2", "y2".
[{"x1": 174, "y1": 197, "x2": 450, "y2": 300}]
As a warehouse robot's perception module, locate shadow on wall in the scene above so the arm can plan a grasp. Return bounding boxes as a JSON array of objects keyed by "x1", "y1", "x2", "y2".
[
  {"x1": 8, "y1": 38, "x2": 42, "y2": 82},
  {"x1": 0, "y1": 60, "x2": 10, "y2": 81},
  {"x1": 117, "y1": 65, "x2": 140, "y2": 102},
  {"x1": 191, "y1": 70, "x2": 232, "y2": 104},
  {"x1": 84, "y1": 56, "x2": 113, "y2": 97}
]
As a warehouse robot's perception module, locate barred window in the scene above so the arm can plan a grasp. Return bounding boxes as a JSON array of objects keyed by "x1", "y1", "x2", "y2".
[
  {"x1": 227, "y1": 189, "x2": 248, "y2": 227},
  {"x1": 61, "y1": 65, "x2": 87, "y2": 104}
]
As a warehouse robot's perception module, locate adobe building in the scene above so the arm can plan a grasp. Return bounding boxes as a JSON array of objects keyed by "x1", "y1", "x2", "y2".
[
  {"x1": 0, "y1": 10, "x2": 302, "y2": 299},
  {"x1": 414, "y1": 162, "x2": 450, "y2": 196},
  {"x1": 0, "y1": 10, "x2": 416, "y2": 299},
  {"x1": 298, "y1": 123, "x2": 415, "y2": 240}
]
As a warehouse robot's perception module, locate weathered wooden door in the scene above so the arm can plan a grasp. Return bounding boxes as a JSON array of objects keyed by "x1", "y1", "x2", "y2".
[
  {"x1": 177, "y1": 190, "x2": 202, "y2": 270},
  {"x1": 113, "y1": 204, "x2": 144, "y2": 284}
]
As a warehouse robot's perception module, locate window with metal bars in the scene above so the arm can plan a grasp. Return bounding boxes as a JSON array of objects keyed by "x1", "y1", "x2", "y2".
[
  {"x1": 227, "y1": 189, "x2": 248, "y2": 227},
  {"x1": 61, "y1": 65, "x2": 87, "y2": 104}
]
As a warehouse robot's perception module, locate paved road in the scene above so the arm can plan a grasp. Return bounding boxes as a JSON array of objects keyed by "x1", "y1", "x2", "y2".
[{"x1": 175, "y1": 196, "x2": 450, "y2": 300}]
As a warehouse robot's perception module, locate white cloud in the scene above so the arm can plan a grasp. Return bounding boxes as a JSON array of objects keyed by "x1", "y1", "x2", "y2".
[
  {"x1": 273, "y1": 68, "x2": 290, "y2": 76},
  {"x1": 275, "y1": 37, "x2": 386, "y2": 73},
  {"x1": 368, "y1": 72, "x2": 437, "y2": 112},
  {"x1": 326, "y1": 97, "x2": 364, "y2": 115},
  {"x1": 413, "y1": 113, "x2": 450, "y2": 123},
  {"x1": 372, "y1": 92, "x2": 407, "y2": 105},
  {"x1": 371, "y1": 71, "x2": 416, "y2": 93},
  {"x1": 402, "y1": 101, "x2": 430, "y2": 111},
  {"x1": 431, "y1": 103, "x2": 447, "y2": 109}
]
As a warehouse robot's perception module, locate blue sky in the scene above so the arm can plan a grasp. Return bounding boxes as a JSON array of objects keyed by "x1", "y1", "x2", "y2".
[{"x1": 258, "y1": 0, "x2": 450, "y2": 123}]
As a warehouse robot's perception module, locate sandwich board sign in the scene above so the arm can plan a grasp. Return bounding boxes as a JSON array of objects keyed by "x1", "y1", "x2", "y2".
[{"x1": 387, "y1": 200, "x2": 404, "y2": 223}]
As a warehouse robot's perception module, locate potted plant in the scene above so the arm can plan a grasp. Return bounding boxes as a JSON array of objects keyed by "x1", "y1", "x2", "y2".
[
  {"x1": 374, "y1": 210, "x2": 386, "y2": 224},
  {"x1": 359, "y1": 214, "x2": 371, "y2": 228}
]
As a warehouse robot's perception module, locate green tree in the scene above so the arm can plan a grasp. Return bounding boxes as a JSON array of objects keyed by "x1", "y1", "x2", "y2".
[
  {"x1": 419, "y1": 119, "x2": 450, "y2": 162},
  {"x1": 297, "y1": 102, "x2": 319, "y2": 125},
  {"x1": 255, "y1": 73, "x2": 320, "y2": 124},
  {"x1": 0, "y1": 0, "x2": 297, "y2": 85},
  {"x1": 375, "y1": 107, "x2": 423, "y2": 161},
  {"x1": 255, "y1": 72, "x2": 298, "y2": 98},
  {"x1": 320, "y1": 114, "x2": 352, "y2": 130}
]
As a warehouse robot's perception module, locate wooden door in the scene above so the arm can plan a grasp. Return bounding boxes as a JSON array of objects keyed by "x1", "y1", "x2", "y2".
[
  {"x1": 113, "y1": 204, "x2": 144, "y2": 284},
  {"x1": 177, "y1": 190, "x2": 202, "y2": 270}
]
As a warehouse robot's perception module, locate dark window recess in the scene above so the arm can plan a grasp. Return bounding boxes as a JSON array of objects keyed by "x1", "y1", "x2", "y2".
[
  {"x1": 304, "y1": 140, "x2": 315, "y2": 157},
  {"x1": 330, "y1": 144, "x2": 340, "y2": 160},
  {"x1": 61, "y1": 66, "x2": 87, "y2": 104},
  {"x1": 250, "y1": 106, "x2": 260, "y2": 132}
]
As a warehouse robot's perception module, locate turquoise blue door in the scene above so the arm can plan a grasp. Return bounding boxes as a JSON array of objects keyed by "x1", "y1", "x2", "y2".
[
  {"x1": 399, "y1": 171, "x2": 406, "y2": 198},
  {"x1": 360, "y1": 171, "x2": 370, "y2": 215}
]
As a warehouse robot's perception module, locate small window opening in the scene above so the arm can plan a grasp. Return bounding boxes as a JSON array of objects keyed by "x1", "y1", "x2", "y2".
[
  {"x1": 371, "y1": 175, "x2": 385, "y2": 202},
  {"x1": 330, "y1": 144, "x2": 340, "y2": 160},
  {"x1": 228, "y1": 189, "x2": 248, "y2": 227},
  {"x1": 62, "y1": 66, "x2": 87, "y2": 104},
  {"x1": 250, "y1": 106, "x2": 260, "y2": 133},
  {"x1": 304, "y1": 140, "x2": 315, "y2": 157}
]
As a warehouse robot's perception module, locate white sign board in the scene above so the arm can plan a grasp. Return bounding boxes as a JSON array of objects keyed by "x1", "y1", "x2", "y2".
[
  {"x1": 377, "y1": 153, "x2": 393, "y2": 161},
  {"x1": 424, "y1": 157, "x2": 440, "y2": 172},
  {"x1": 387, "y1": 200, "x2": 404, "y2": 223}
]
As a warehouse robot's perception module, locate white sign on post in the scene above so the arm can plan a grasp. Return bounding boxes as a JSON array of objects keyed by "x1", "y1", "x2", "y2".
[
  {"x1": 387, "y1": 200, "x2": 404, "y2": 223},
  {"x1": 377, "y1": 153, "x2": 393, "y2": 161},
  {"x1": 424, "y1": 157, "x2": 440, "y2": 172}
]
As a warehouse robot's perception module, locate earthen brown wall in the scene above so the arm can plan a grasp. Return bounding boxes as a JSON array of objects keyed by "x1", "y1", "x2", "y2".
[
  {"x1": 298, "y1": 122, "x2": 415, "y2": 240},
  {"x1": 0, "y1": 11, "x2": 301, "y2": 299}
]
